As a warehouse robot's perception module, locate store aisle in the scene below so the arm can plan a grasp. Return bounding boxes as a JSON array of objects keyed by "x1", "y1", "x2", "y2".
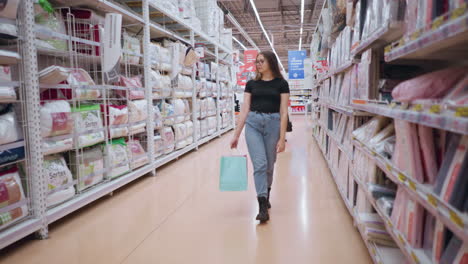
[{"x1": 1, "y1": 116, "x2": 371, "y2": 264}]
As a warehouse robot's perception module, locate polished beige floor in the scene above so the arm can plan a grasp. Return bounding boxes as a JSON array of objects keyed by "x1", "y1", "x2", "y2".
[{"x1": 1, "y1": 117, "x2": 372, "y2": 264}]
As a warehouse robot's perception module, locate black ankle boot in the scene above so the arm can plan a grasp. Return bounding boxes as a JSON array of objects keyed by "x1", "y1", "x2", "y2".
[
  {"x1": 256, "y1": 197, "x2": 270, "y2": 222},
  {"x1": 267, "y1": 188, "x2": 271, "y2": 209}
]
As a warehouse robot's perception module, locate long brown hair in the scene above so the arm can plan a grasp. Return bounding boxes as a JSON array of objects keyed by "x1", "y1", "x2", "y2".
[{"x1": 254, "y1": 51, "x2": 284, "y2": 81}]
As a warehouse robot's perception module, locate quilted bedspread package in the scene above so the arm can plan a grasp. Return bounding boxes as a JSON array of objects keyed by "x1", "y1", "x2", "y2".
[{"x1": 0, "y1": 167, "x2": 28, "y2": 229}]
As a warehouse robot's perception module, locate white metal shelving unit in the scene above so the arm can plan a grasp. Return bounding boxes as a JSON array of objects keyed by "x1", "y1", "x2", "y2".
[{"x1": 0, "y1": 0, "x2": 235, "y2": 250}]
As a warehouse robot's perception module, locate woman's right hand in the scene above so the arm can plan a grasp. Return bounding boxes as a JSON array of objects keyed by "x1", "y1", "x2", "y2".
[{"x1": 230, "y1": 136, "x2": 239, "y2": 149}]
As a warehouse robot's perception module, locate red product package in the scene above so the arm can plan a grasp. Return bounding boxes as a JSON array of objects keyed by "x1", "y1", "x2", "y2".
[
  {"x1": 391, "y1": 67, "x2": 468, "y2": 103},
  {"x1": 115, "y1": 75, "x2": 145, "y2": 100}
]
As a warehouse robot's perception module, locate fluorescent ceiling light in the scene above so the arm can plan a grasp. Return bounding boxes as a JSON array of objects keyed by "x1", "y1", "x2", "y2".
[
  {"x1": 299, "y1": 0, "x2": 305, "y2": 50},
  {"x1": 249, "y1": 0, "x2": 285, "y2": 72},
  {"x1": 232, "y1": 36, "x2": 247, "y2": 50}
]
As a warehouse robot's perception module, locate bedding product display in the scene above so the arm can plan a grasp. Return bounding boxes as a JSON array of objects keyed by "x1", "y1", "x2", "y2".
[
  {"x1": 160, "y1": 127, "x2": 175, "y2": 154},
  {"x1": 40, "y1": 100, "x2": 73, "y2": 138},
  {"x1": 72, "y1": 104, "x2": 105, "y2": 148},
  {"x1": 127, "y1": 139, "x2": 149, "y2": 169},
  {"x1": 39, "y1": 66, "x2": 100, "y2": 100},
  {"x1": 393, "y1": 120, "x2": 424, "y2": 183},
  {"x1": 174, "y1": 74, "x2": 192, "y2": 98},
  {"x1": 43, "y1": 155, "x2": 75, "y2": 207},
  {"x1": 152, "y1": 43, "x2": 172, "y2": 72},
  {"x1": 154, "y1": 105, "x2": 163, "y2": 129},
  {"x1": 0, "y1": 167, "x2": 28, "y2": 229},
  {"x1": 352, "y1": 116, "x2": 390, "y2": 144},
  {"x1": 103, "y1": 138, "x2": 130, "y2": 179},
  {"x1": 122, "y1": 32, "x2": 141, "y2": 65},
  {"x1": 207, "y1": 116, "x2": 216, "y2": 135},
  {"x1": 154, "y1": 134, "x2": 164, "y2": 158},
  {"x1": 391, "y1": 67, "x2": 468, "y2": 103},
  {"x1": 0, "y1": 105, "x2": 22, "y2": 145},
  {"x1": 185, "y1": 121, "x2": 194, "y2": 145},
  {"x1": 128, "y1": 99, "x2": 148, "y2": 123},
  {"x1": 150, "y1": 70, "x2": 171, "y2": 98},
  {"x1": 0, "y1": 66, "x2": 16, "y2": 102},
  {"x1": 174, "y1": 123, "x2": 187, "y2": 150},
  {"x1": 116, "y1": 75, "x2": 145, "y2": 100},
  {"x1": 161, "y1": 101, "x2": 175, "y2": 126},
  {"x1": 71, "y1": 146, "x2": 104, "y2": 191},
  {"x1": 35, "y1": 9, "x2": 67, "y2": 51},
  {"x1": 101, "y1": 105, "x2": 129, "y2": 139},
  {"x1": 172, "y1": 99, "x2": 186, "y2": 124}
]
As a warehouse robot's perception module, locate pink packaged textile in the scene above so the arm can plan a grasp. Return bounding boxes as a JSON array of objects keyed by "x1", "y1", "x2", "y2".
[
  {"x1": 406, "y1": 198, "x2": 424, "y2": 248},
  {"x1": 443, "y1": 75, "x2": 468, "y2": 108},
  {"x1": 418, "y1": 125, "x2": 438, "y2": 184},
  {"x1": 393, "y1": 120, "x2": 424, "y2": 183},
  {"x1": 116, "y1": 75, "x2": 145, "y2": 100},
  {"x1": 391, "y1": 67, "x2": 468, "y2": 102}
]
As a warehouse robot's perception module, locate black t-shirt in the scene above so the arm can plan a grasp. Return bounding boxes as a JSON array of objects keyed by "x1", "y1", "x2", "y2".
[{"x1": 244, "y1": 78, "x2": 290, "y2": 113}]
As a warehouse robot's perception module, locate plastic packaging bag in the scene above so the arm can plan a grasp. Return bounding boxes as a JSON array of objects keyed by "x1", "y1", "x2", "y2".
[
  {"x1": 219, "y1": 155, "x2": 248, "y2": 191},
  {"x1": 71, "y1": 146, "x2": 104, "y2": 191},
  {"x1": 127, "y1": 140, "x2": 148, "y2": 169},
  {"x1": 103, "y1": 138, "x2": 130, "y2": 179},
  {"x1": 0, "y1": 167, "x2": 28, "y2": 229},
  {"x1": 352, "y1": 116, "x2": 390, "y2": 144},
  {"x1": 392, "y1": 67, "x2": 468, "y2": 102},
  {"x1": 116, "y1": 75, "x2": 145, "y2": 100},
  {"x1": 0, "y1": 105, "x2": 22, "y2": 145},
  {"x1": 43, "y1": 155, "x2": 75, "y2": 207}
]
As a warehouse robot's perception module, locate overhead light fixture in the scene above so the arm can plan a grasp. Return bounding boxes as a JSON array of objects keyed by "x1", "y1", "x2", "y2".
[
  {"x1": 249, "y1": 0, "x2": 285, "y2": 72},
  {"x1": 298, "y1": 0, "x2": 305, "y2": 50},
  {"x1": 232, "y1": 36, "x2": 247, "y2": 50}
]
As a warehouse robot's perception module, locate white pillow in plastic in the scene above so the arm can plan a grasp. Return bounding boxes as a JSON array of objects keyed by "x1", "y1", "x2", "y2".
[
  {"x1": 128, "y1": 99, "x2": 148, "y2": 123},
  {"x1": 43, "y1": 155, "x2": 75, "y2": 207},
  {"x1": 154, "y1": 135, "x2": 164, "y2": 158},
  {"x1": 127, "y1": 140, "x2": 149, "y2": 169},
  {"x1": 0, "y1": 108, "x2": 22, "y2": 145},
  {"x1": 163, "y1": 101, "x2": 175, "y2": 126},
  {"x1": 130, "y1": 122, "x2": 146, "y2": 135},
  {"x1": 40, "y1": 100, "x2": 73, "y2": 138},
  {"x1": 161, "y1": 127, "x2": 175, "y2": 154},
  {"x1": 104, "y1": 138, "x2": 130, "y2": 179},
  {"x1": 106, "y1": 105, "x2": 129, "y2": 139},
  {"x1": 174, "y1": 123, "x2": 187, "y2": 150},
  {"x1": 43, "y1": 137, "x2": 73, "y2": 155},
  {"x1": 0, "y1": 167, "x2": 28, "y2": 230},
  {"x1": 183, "y1": 100, "x2": 191, "y2": 121},
  {"x1": 173, "y1": 99, "x2": 186, "y2": 124},
  {"x1": 72, "y1": 104, "x2": 105, "y2": 148},
  {"x1": 185, "y1": 121, "x2": 194, "y2": 145},
  {"x1": 71, "y1": 146, "x2": 104, "y2": 191},
  {"x1": 122, "y1": 32, "x2": 141, "y2": 65}
]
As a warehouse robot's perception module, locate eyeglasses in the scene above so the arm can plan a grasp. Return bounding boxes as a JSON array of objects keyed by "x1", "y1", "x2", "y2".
[{"x1": 255, "y1": 59, "x2": 265, "y2": 65}]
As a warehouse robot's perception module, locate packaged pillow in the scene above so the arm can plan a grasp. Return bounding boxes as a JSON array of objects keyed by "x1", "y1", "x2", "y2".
[
  {"x1": 0, "y1": 167, "x2": 28, "y2": 229},
  {"x1": 122, "y1": 32, "x2": 141, "y2": 65},
  {"x1": 71, "y1": 104, "x2": 105, "y2": 148},
  {"x1": 103, "y1": 138, "x2": 130, "y2": 179},
  {"x1": 101, "y1": 105, "x2": 128, "y2": 139},
  {"x1": 128, "y1": 99, "x2": 148, "y2": 123},
  {"x1": 0, "y1": 105, "x2": 22, "y2": 145},
  {"x1": 129, "y1": 122, "x2": 146, "y2": 135},
  {"x1": 40, "y1": 100, "x2": 73, "y2": 138},
  {"x1": 443, "y1": 75, "x2": 468, "y2": 108},
  {"x1": 43, "y1": 155, "x2": 75, "y2": 207},
  {"x1": 183, "y1": 100, "x2": 191, "y2": 121},
  {"x1": 185, "y1": 121, "x2": 194, "y2": 145},
  {"x1": 0, "y1": 141, "x2": 24, "y2": 166},
  {"x1": 0, "y1": 66, "x2": 15, "y2": 101},
  {"x1": 154, "y1": 134, "x2": 164, "y2": 158},
  {"x1": 71, "y1": 146, "x2": 104, "y2": 191},
  {"x1": 127, "y1": 140, "x2": 149, "y2": 169},
  {"x1": 392, "y1": 67, "x2": 468, "y2": 102},
  {"x1": 160, "y1": 127, "x2": 175, "y2": 154},
  {"x1": 150, "y1": 70, "x2": 172, "y2": 98},
  {"x1": 174, "y1": 123, "x2": 187, "y2": 150},
  {"x1": 116, "y1": 75, "x2": 145, "y2": 100},
  {"x1": 35, "y1": 10, "x2": 67, "y2": 51},
  {"x1": 43, "y1": 137, "x2": 73, "y2": 156},
  {"x1": 173, "y1": 99, "x2": 186, "y2": 124},
  {"x1": 39, "y1": 67, "x2": 100, "y2": 100},
  {"x1": 154, "y1": 105, "x2": 163, "y2": 129},
  {"x1": 162, "y1": 101, "x2": 175, "y2": 126}
]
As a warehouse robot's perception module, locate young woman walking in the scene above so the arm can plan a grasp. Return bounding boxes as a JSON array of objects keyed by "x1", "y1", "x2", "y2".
[{"x1": 230, "y1": 51, "x2": 290, "y2": 223}]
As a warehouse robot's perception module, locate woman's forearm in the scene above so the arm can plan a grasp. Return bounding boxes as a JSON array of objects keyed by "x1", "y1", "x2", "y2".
[{"x1": 279, "y1": 111, "x2": 287, "y2": 140}]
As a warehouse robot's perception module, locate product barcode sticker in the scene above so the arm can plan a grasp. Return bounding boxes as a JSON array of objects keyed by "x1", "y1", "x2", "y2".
[
  {"x1": 449, "y1": 210, "x2": 464, "y2": 228},
  {"x1": 398, "y1": 173, "x2": 406, "y2": 183},
  {"x1": 411, "y1": 252, "x2": 420, "y2": 264},
  {"x1": 427, "y1": 194, "x2": 438, "y2": 207}
]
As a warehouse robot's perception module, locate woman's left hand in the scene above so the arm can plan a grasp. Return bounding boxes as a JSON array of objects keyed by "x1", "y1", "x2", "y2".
[{"x1": 276, "y1": 139, "x2": 286, "y2": 153}]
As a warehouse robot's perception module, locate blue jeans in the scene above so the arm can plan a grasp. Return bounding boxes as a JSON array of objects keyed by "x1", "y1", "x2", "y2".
[{"x1": 245, "y1": 111, "x2": 281, "y2": 198}]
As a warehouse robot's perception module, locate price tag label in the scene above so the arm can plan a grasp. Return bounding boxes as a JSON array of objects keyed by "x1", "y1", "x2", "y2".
[
  {"x1": 449, "y1": 210, "x2": 464, "y2": 228},
  {"x1": 371, "y1": 248, "x2": 376, "y2": 255},
  {"x1": 389, "y1": 102, "x2": 397, "y2": 108},
  {"x1": 410, "y1": 31, "x2": 421, "y2": 41},
  {"x1": 412, "y1": 104, "x2": 423, "y2": 112},
  {"x1": 386, "y1": 164, "x2": 393, "y2": 172},
  {"x1": 429, "y1": 104, "x2": 441, "y2": 114},
  {"x1": 398, "y1": 173, "x2": 407, "y2": 183},
  {"x1": 398, "y1": 234, "x2": 405, "y2": 245},
  {"x1": 427, "y1": 194, "x2": 438, "y2": 207},
  {"x1": 408, "y1": 180, "x2": 417, "y2": 192},
  {"x1": 387, "y1": 220, "x2": 393, "y2": 229},
  {"x1": 455, "y1": 107, "x2": 468, "y2": 117},
  {"x1": 411, "y1": 252, "x2": 420, "y2": 264},
  {"x1": 451, "y1": 4, "x2": 467, "y2": 20},
  {"x1": 384, "y1": 45, "x2": 392, "y2": 53},
  {"x1": 432, "y1": 16, "x2": 444, "y2": 30},
  {"x1": 398, "y1": 38, "x2": 406, "y2": 47}
]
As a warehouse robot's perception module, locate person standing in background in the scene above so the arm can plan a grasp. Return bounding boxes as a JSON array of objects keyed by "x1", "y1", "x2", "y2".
[{"x1": 230, "y1": 51, "x2": 290, "y2": 223}]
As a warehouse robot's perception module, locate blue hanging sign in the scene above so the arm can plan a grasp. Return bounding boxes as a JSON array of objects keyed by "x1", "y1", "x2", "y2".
[{"x1": 288, "y1": 50, "x2": 306, "y2": 79}]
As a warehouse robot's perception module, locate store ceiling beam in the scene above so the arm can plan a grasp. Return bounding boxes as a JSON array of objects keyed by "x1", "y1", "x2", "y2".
[{"x1": 226, "y1": 12, "x2": 259, "y2": 50}]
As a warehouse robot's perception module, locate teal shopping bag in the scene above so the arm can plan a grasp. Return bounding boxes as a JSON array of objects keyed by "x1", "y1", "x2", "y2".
[{"x1": 219, "y1": 155, "x2": 248, "y2": 191}]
